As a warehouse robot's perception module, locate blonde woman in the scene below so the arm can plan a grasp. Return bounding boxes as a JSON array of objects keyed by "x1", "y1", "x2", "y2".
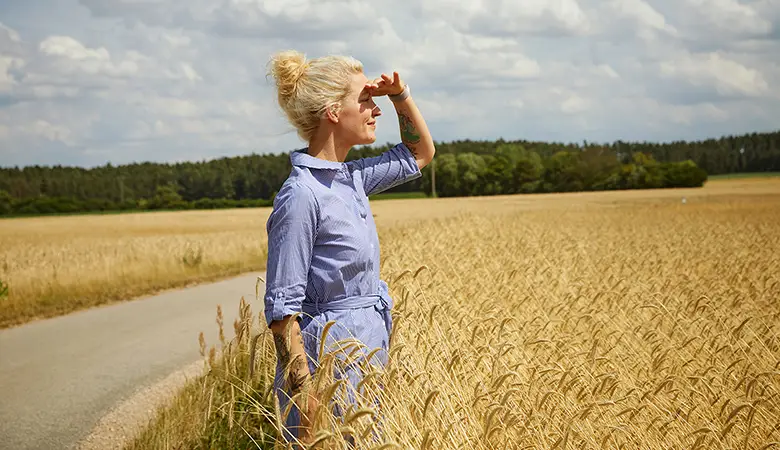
[{"x1": 264, "y1": 50, "x2": 435, "y2": 445}]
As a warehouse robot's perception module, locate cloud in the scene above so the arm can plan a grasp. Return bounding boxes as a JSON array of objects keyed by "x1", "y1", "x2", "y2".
[
  {"x1": 684, "y1": 0, "x2": 771, "y2": 37},
  {"x1": 0, "y1": 0, "x2": 779, "y2": 168},
  {"x1": 79, "y1": 0, "x2": 377, "y2": 40},
  {"x1": 609, "y1": 0, "x2": 678, "y2": 40},
  {"x1": 659, "y1": 51, "x2": 770, "y2": 98},
  {"x1": 39, "y1": 36, "x2": 145, "y2": 77},
  {"x1": 421, "y1": 0, "x2": 591, "y2": 37}
]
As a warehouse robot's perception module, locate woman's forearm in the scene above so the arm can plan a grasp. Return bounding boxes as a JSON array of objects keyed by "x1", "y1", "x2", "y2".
[
  {"x1": 393, "y1": 92, "x2": 435, "y2": 169},
  {"x1": 270, "y1": 316, "x2": 316, "y2": 433},
  {"x1": 270, "y1": 317, "x2": 309, "y2": 390}
]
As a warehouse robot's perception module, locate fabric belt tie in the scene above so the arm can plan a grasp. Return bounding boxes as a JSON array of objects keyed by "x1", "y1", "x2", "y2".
[{"x1": 302, "y1": 284, "x2": 394, "y2": 339}]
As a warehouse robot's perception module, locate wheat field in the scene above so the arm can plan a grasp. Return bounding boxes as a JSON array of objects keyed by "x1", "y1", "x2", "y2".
[
  {"x1": 126, "y1": 178, "x2": 780, "y2": 450},
  {"x1": 0, "y1": 209, "x2": 273, "y2": 328},
  {"x1": 0, "y1": 182, "x2": 527, "y2": 328}
]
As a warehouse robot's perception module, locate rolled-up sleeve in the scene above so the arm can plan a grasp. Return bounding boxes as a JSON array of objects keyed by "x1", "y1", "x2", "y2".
[
  {"x1": 351, "y1": 143, "x2": 422, "y2": 197},
  {"x1": 263, "y1": 182, "x2": 319, "y2": 326}
]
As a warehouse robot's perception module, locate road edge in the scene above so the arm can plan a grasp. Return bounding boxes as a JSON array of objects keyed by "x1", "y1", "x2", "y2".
[{"x1": 76, "y1": 359, "x2": 206, "y2": 450}]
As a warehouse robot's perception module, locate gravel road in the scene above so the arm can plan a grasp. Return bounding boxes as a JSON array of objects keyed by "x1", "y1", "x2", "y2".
[{"x1": 0, "y1": 272, "x2": 266, "y2": 450}]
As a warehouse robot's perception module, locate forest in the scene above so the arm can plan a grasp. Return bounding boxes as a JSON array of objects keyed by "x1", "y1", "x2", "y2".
[{"x1": 1, "y1": 129, "x2": 778, "y2": 216}]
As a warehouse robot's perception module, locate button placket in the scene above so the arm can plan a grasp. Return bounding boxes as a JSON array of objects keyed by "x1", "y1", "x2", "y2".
[
  {"x1": 346, "y1": 170, "x2": 368, "y2": 221},
  {"x1": 347, "y1": 170, "x2": 376, "y2": 274}
]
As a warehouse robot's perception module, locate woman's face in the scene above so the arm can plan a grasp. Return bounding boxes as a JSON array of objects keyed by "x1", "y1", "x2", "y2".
[{"x1": 334, "y1": 72, "x2": 381, "y2": 146}]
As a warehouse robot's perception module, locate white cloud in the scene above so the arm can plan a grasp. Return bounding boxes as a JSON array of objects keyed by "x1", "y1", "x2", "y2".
[
  {"x1": 659, "y1": 52, "x2": 770, "y2": 97},
  {"x1": 0, "y1": 1, "x2": 779, "y2": 167},
  {"x1": 597, "y1": 64, "x2": 620, "y2": 79},
  {"x1": 396, "y1": 21, "x2": 542, "y2": 90},
  {"x1": 0, "y1": 23, "x2": 21, "y2": 43},
  {"x1": 79, "y1": 0, "x2": 377, "y2": 39},
  {"x1": 0, "y1": 116, "x2": 77, "y2": 146},
  {"x1": 39, "y1": 36, "x2": 144, "y2": 77},
  {"x1": 0, "y1": 56, "x2": 23, "y2": 93},
  {"x1": 561, "y1": 94, "x2": 590, "y2": 114},
  {"x1": 31, "y1": 120, "x2": 75, "y2": 145},
  {"x1": 611, "y1": 0, "x2": 677, "y2": 39},
  {"x1": 422, "y1": 0, "x2": 591, "y2": 36},
  {"x1": 685, "y1": 0, "x2": 772, "y2": 35}
]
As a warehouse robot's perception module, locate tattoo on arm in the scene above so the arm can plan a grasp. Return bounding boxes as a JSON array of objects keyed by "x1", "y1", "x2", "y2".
[
  {"x1": 274, "y1": 333, "x2": 290, "y2": 370},
  {"x1": 289, "y1": 355, "x2": 308, "y2": 391},
  {"x1": 273, "y1": 324, "x2": 309, "y2": 393},
  {"x1": 399, "y1": 112, "x2": 421, "y2": 158}
]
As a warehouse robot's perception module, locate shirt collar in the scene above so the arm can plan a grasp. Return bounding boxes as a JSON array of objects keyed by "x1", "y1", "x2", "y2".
[{"x1": 290, "y1": 148, "x2": 345, "y2": 170}]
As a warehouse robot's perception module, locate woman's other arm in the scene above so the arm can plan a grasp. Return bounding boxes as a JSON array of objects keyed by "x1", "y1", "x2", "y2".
[
  {"x1": 370, "y1": 72, "x2": 435, "y2": 170},
  {"x1": 263, "y1": 182, "x2": 320, "y2": 443},
  {"x1": 269, "y1": 316, "x2": 318, "y2": 441}
]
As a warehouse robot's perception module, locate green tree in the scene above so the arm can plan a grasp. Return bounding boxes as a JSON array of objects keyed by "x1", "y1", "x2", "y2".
[
  {"x1": 543, "y1": 151, "x2": 583, "y2": 192},
  {"x1": 661, "y1": 160, "x2": 708, "y2": 187},
  {"x1": 580, "y1": 147, "x2": 619, "y2": 190},
  {"x1": 0, "y1": 190, "x2": 13, "y2": 215},
  {"x1": 457, "y1": 153, "x2": 487, "y2": 196},
  {"x1": 630, "y1": 152, "x2": 663, "y2": 189},
  {"x1": 426, "y1": 153, "x2": 460, "y2": 197},
  {"x1": 148, "y1": 185, "x2": 186, "y2": 210},
  {"x1": 512, "y1": 149, "x2": 544, "y2": 193}
]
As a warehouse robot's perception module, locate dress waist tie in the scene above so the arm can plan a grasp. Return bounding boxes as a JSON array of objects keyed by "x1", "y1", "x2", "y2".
[{"x1": 302, "y1": 289, "x2": 394, "y2": 339}]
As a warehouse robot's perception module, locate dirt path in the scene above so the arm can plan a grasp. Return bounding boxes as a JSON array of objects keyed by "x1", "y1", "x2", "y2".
[{"x1": 0, "y1": 272, "x2": 266, "y2": 450}]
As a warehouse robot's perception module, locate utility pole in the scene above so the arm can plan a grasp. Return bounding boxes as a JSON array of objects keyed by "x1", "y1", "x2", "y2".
[
  {"x1": 431, "y1": 158, "x2": 436, "y2": 198},
  {"x1": 119, "y1": 176, "x2": 125, "y2": 203}
]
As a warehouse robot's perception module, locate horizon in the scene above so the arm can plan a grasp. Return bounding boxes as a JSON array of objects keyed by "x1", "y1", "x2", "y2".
[{"x1": 1, "y1": 127, "x2": 778, "y2": 170}]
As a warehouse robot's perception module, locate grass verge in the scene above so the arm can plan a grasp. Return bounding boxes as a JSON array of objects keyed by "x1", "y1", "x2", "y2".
[{"x1": 125, "y1": 295, "x2": 280, "y2": 449}]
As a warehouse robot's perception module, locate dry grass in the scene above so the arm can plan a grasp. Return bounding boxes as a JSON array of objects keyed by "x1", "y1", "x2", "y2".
[
  {"x1": 127, "y1": 178, "x2": 780, "y2": 449},
  {"x1": 0, "y1": 210, "x2": 273, "y2": 328}
]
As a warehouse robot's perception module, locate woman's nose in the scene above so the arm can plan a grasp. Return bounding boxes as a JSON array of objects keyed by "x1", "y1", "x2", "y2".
[{"x1": 373, "y1": 103, "x2": 382, "y2": 117}]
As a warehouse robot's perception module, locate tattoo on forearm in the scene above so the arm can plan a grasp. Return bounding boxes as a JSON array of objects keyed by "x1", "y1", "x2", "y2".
[
  {"x1": 273, "y1": 325, "x2": 309, "y2": 393},
  {"x1": 274, "y1": 333, "x2": 290, "y2": 372},
  {"x1": 289, "y1": 355, "x2": 308, "y2": 391},
  {"x1": 399, "y1": 112, "x2": 421, "y2": 158}
]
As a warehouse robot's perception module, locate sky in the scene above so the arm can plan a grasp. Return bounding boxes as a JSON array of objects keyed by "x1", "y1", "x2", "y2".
[{"x1": 0, "y1": 0, "x2": 778, "y2": 168}]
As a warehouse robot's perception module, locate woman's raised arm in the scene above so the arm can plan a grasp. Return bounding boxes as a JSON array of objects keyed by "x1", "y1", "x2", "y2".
[{"x1": 369, "y1": 72, "x2": 435, "y2": 170}]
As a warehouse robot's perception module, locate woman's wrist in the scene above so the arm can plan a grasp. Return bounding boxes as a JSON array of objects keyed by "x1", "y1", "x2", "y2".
[{"x1": 389, "y1": 84, "x2": 410, "y2": 103}]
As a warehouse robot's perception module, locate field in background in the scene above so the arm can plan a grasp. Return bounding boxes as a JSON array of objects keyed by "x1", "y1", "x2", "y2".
[
  {"x1": 0, "y1": 209, "x2": 271, "y2": 328},
  {"x1": 1, "y1": 178, "x2": 778, "y2": 329},
  {"x1": 708, "y1": 172, "x2": 780, "y2": 180},
  {"x1": 128, "y1": 178, "x2": 780, "y2": 449},
  {"x1": 369, "y1": 191, "x2": 427, "y2": 200}
]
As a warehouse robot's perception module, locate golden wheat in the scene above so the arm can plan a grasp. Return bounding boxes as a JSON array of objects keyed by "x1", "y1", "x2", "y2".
[
  {"x1": 366, "y1": 183, "x2": 780, "y2": 450},
  {"x1": 126, "y1": 178, "x2": 780, "y2": 450}
]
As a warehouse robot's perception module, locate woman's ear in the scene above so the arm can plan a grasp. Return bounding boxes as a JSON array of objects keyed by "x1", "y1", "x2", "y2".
[{"x1": 325, "y1": 104, "x2": 340, "y2": 124}]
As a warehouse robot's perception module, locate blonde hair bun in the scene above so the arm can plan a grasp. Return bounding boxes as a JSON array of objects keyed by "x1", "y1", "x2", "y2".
[
  {"x1": 267, "y1": 50, "x2": 364, "y2": 142},
  {"x1": 269, "y1": 50, "x2": 308, "y2": 101}
]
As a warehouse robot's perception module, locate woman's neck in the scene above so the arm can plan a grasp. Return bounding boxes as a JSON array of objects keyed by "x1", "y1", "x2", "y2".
[{"x1": 308, "y1": 129, "x2": 350, "y2": 163}]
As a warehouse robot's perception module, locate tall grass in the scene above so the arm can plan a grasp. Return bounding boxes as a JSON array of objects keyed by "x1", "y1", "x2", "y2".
[
  {"x1": 126, "y1": 291, "x2": 279, "y2": 449},
  {"x1": 130, "y1": 183, "x2": 780, "y2": 449}
]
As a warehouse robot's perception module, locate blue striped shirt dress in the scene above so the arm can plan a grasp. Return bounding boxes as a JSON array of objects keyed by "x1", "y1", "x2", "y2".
[{"x1": 263, "y1": 143, "x2": 422, "y2": 442}]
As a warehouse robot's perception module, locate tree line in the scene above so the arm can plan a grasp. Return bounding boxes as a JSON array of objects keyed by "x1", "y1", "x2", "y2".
[{"x1": 1, "y1": 130, "x2": 778, "y2": 216}]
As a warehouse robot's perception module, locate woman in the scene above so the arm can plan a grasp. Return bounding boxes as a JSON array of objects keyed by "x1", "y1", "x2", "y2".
[{"x1": 263, "y1": 50, "x2": 435, "y2": 445}]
